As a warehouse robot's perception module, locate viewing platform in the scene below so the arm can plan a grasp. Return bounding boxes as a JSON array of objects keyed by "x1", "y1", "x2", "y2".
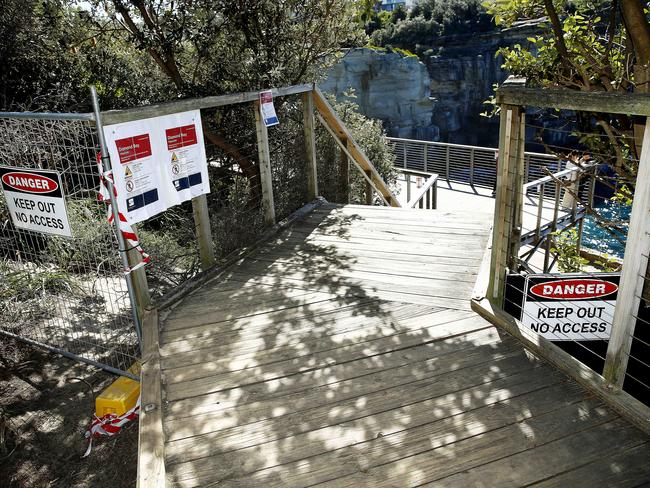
[{"x1": 143, "y1": 202, "x2": 650, "y2": 487}]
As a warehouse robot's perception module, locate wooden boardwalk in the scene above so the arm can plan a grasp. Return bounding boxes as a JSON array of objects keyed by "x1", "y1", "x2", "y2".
[{"x1": 153, "y1": 203, "x2": 650, "y2": 487}]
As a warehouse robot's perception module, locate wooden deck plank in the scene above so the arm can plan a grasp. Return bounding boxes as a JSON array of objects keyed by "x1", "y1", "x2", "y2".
[
  {"x1": 221, "y1": 269, "x2": 476, "y2": 308},
  {"x1": 162, "y1": 314, "x2": 492, "y2": 422},
  {"x1": 529, "y1": 442, "x2": 650, "y2": 488},
  {"x1": 161, "y1": 310, "x2": 478, "y2": 372},
  {"x1": 426, "y1": 420, "x2": 650, "y2": 488},
  {"x1": 163, "y1": 352, "x2": 544, "y2": 465},
  {"x1": 169, "y1": 379, "x2": 583, "y2": 487},
  {"x1": 237, "y1": 257, "x2": 480, "y2": 283},
  {"x1": 144, "y1": 204, "x2": 650, "y2": 488},
  {"x1": 163, "y1": 327, "x2": 505, "y2": 433},
  {"x1": 315, "y1": 403, "x2": 622, "y2": 488},
  {"x1": 162, "y1": 299, "x2": 410, "y2": 350},
  {"x1": 163, "y1": 310, "x2": 494, "y2": 401}
]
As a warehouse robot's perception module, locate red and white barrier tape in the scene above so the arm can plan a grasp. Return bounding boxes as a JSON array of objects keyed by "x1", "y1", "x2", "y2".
[
  {"x1": 83, "y1": 398, "x2": 140, "y2": 457},
  {"x1": 96, "y1": 153, "x2": 150, "y2": 273}
]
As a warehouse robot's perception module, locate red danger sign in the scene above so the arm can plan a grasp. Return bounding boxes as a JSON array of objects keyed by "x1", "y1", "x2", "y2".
[
  {"x1": 0, "y1": 166, "x2": 71, "y2": 237},
  {"x1": 530, "y1": 279, "x2": 618, "y2": 300},
  {"x1": 115, "y1": 134, "x2": 153, "y2": 164},
  {"x1": 166, "y1": 124, "x2": 198, "y2": 150},
  {"x1": 1, "y1": 171, "x2": 58, "y2": 194}
]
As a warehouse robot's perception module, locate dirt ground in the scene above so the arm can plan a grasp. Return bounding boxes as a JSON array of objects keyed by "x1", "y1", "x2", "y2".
[{"x1": 0, "y1": 340, "x2": 137, "y2": 487}]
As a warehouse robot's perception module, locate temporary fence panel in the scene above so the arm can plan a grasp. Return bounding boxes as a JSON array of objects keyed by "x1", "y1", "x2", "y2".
[{"x1": 0, "y1": 114, "x2": 139, "y2": 377}]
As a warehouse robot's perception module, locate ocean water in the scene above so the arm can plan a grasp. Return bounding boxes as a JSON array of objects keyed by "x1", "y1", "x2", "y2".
[{"x1": 580, "y1": 202, "x2": 630, "y2": 259}]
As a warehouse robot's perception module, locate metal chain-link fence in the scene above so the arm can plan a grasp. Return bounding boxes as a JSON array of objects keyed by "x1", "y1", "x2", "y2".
[{"x1": 0, "y1": 115, "x2": 139, "y2": 378}]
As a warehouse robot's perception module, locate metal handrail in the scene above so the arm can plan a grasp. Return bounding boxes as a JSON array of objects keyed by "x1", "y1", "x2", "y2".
[
  {"x1": 387, "y1": 136, "x2": 557, "y2": 160},
  {"x1": 523, "y1": 161, "x2": 599, "y2": 193},
  {"x1": 406, "y1": 173, "x2": 438, "y2": 209},
  {"x1": 394, "y1": 168, "x2": 439, "y2": 210},
  {"x1": 387, "y1": 137, "x2": 560, "y2": 190}
]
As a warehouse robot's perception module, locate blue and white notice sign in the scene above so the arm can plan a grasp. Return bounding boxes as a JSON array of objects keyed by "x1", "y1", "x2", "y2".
[{"x1": 259, "y1": 90, "x2": 279, "y2": 127}]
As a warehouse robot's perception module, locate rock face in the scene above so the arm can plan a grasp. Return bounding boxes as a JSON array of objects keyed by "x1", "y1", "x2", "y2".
[
  {"x1": 422, "y1": 22, "x2": 541, "y2": 146},
  {"x1": 319, "y1": 48, "x2": 438, "y2": 140},
  {"x1": 319, "y1": 22, "x2": 541, "y2": 146}
]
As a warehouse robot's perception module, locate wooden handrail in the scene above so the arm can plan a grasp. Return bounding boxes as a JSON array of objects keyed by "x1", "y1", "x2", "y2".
[
  {"x1": 102, "y1": 83, "x2": 314, "y2": 125},
  {"x1": 312, "y1": 87, "x2": 401, "y2": 207}
]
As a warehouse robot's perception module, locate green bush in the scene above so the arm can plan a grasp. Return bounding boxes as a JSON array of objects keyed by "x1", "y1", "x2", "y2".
[
  {"x1": 315, "y1": 93, "x2": 398, "y2": 204},
  {"x1": 551, "y1": 228, "x2": 587, "y2": 272},
  {"x1": 46, "y1": 198, "x2": 121, "y2": 274}
]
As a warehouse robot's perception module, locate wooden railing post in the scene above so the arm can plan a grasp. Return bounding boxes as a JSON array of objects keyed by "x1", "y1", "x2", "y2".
[
  {"x1": 603, "y1": 117, "x2": 650, "y2": 388},
  {"x1": 253, "y1": 100, "x2": 276, "y2": 227},
  {"x1": 191, "y1": 194, "x2": 216, "y2": 270},
  {"x1": 302, "y1": 90, "x2": 318, "y2": 200},
  {"x1": 339, "y1": 142, "x2": 350, "y2": 204},
  {"x1": 487, "y1": 101, "x2": 526, "y2": 304},
  {"x1": 127, "y1": 224, "x2": 151, "y2": 320},
  {"x1": 364, "y1": 170, "x2": 373, "y2": 205}
]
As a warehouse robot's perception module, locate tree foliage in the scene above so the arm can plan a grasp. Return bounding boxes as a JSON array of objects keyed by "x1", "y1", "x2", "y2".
[
  {"x1": 368, "y1": 0, "x2": 494, "y2": 48},
  {"x1": 483, "y1": 0, "x2": 650, "y2": 179}
]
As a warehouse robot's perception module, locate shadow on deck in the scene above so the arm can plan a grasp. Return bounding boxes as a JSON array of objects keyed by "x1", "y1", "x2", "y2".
[{"x1": 145, "y1": 203, "x2": 650, "y2": 487}]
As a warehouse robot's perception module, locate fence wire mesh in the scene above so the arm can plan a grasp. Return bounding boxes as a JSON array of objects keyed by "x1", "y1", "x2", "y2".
[{"x1": 0, "y1": 116, "x2": 138, "y2": 376}]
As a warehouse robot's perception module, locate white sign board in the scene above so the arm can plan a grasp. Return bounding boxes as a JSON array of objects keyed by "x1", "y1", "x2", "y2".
[
  {"x1": 103, "y1": 110, "x2": 210, "y2": 225},
  {"x1": 259, "y1": 90, "x2": 279, "y2": 127},
  {"x1": 520, "y1": 274, "x2": 619, "y2": 341},
  {"x1": 0, "y1": 166, "x2": 72, "y2": 237}
]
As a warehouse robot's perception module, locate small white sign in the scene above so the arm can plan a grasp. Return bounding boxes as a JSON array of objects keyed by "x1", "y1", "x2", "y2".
[
  {"x1": 520, "y1": 274, "x2": 619, "y2": 341},
  {"x1": 259, "y1": 90, "x2": 279, "y2": 127},
  {"x1": 0, "y1": 166, "x2": 72, "y2": 237}
]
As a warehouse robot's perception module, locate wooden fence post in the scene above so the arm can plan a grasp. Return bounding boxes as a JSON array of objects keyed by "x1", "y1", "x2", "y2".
[
  {"x1": 253, "y1": 100, "x2": 276, "y2": 227},
  {"x1": 302, "y1": 91, "x2": 318, "y2": 201},
  {"x1": 487, "y1": 103, "x2": 525, "y2": 305},
  {"x1": 603, "y1": 117, "x2": 650, "y2": 388},
  {"x1": 364, "y1": 170, "x2": 373, "y2": 205},
  {"x1": 191, "y1": 194, "x2": 216, "y2": 270},
  {"x1": 339, "y1": 142, "x2": 350, "y2": 204},
  {"x1": 127, "y1": 224, "x2": 151, "y2": 319}
]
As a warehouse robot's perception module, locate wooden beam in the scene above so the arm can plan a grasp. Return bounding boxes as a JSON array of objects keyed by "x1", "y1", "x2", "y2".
[
  {"x1": 488, "y1": 106, "x2": 515, "y2": 304},
  {"x1": 127, "y1": 224, "x2": 151, "y2": 322},
  {"x1": 603, "y1": 117, "x2": 650, "y2": 388},
  {"x1": 364, "y1": 170, "x2": 373, "y2": 205},
  {"x1": 191, "y1": 194, "x2": 216, "y2": 270},
  {"x1": 496, "y1": 85, "x2": 650, "y2": 116},
  {"x1": 301, "y1": 92, "x2": 318, "y2": 201},
  {"x1": 102, "y1": 84, "x2": 314, "y2": 125},
  {"x1": 253, "y1": 100, "x2": 276, "y2": 227},
  {"x1": 507, "y1": 110, "x2": 526, "y2": 271},
  {"x1": 312, "y1": 87, "x2": 401, "y2": 207},
  {"x1": 339, "y1": 144, "x2": 350, "y2": 204},
  {"x1": 137, "y1": 309, "x2": 166, "y2": 488}
]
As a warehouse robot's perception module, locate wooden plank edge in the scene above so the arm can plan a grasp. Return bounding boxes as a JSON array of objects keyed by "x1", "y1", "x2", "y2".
[
  {"x1": 470, "y1": 229, "x2": 650, "y2": 434},
  {"x1": 496, "y1": 85, "x2": 650, "y2": 116},
  {"x1": 152, "y1": 197, "x2": 328, "y2": 312},
  {"x1": 138, "y1": 308, "x2": 167, "y2": 488},
  {"x1": 102, "y1": 83, "x2": 314, "y2": 125},
  {"x1": 470, "y1": 298, "x2": 650, "y2": 435}
]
